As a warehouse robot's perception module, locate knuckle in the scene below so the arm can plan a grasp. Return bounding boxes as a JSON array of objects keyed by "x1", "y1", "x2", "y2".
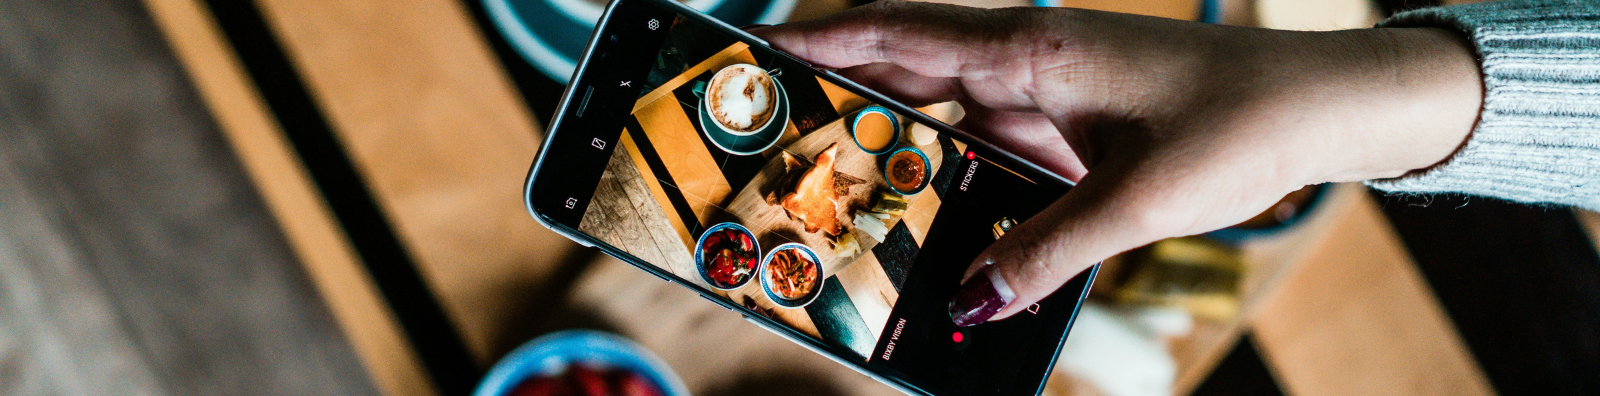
[
  {"x1": 1005, "y1": 225, "x2": 1074, "y2": 294},
  {"x1": 1018, "y1": 258, "x2": 1063, "y2": 293},
  {"x1": 859, "y1": 0, "x2": 909, "y2": 18}
]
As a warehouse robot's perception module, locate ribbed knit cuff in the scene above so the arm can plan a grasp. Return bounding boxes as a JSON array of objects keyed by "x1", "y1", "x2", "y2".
[{"x1": 1366, "y1": 0, "x2": 1600, "y2": 210}]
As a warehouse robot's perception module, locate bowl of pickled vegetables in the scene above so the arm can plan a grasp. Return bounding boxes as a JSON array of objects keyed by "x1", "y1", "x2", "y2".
[
  {"x1": 760, "y1": 243, "x2": 823, "y2": 308},
  {"x1": 694, "y1": 222, "x2": 761, "y2": 290}
]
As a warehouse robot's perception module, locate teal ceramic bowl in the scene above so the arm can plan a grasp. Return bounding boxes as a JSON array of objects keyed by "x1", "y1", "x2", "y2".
[
  {"x1": 759, "y1": 243, "x2": 824, "y2": 308},
  {"x1": 694, "y1": 222, "x2": 761, "y2": 290},
  {"x1": 882, "y1": 147, "x2": 932, "y2": 195},
  {"x1": 474, "y1": 330, "x2": 689, "y2": 396},
  {"x1": 850, "y1": 106, "x2": 901, "y2": 155}
]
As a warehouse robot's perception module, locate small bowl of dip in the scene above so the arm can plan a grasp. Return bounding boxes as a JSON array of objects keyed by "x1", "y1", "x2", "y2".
[
  {"x1": 883, "y1": 147, "x2": 932, "y2": 195},
  {"x1": 850, "y1": 106, "x2": 901, "y2": 155}
]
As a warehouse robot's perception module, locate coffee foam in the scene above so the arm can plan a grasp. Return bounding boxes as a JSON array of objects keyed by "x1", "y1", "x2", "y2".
[{"x1": 710, "y1": 67, "x2": 773, "y2": 132}]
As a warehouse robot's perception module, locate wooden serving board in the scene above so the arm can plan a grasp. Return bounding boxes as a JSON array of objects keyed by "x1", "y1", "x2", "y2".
[{"x1": 720, "y1": 109, "x2": 946, "y2": 288}]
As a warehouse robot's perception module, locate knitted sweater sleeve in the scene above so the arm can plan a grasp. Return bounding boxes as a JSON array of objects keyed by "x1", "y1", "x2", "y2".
[{"x1": 1365, "y1": 0, "x2": 1600, "y2": 210}]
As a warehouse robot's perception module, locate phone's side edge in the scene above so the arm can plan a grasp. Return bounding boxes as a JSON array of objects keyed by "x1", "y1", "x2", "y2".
[
  {"x1": 520, "y1": 0, "x2": 695, "y2": 307},
  {"x1": 522, "y1": 0, "x2": 623, "y2": 238},
  {"x1": 1025, "y1": 263, "x2": 1100, "y2": 396}
]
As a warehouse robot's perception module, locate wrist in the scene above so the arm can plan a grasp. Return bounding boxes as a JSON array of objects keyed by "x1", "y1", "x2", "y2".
[
  {"x1": 1135, "y1": 24, "x2": 1481, "y2": 188},
  {"x1": 1304, "y1": 27, "x2": 1483, "y2": 183}
]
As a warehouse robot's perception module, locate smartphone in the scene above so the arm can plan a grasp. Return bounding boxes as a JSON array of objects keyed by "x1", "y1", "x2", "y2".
[{"x1": 523, "y1": 0, "x2": 1098, "y2": 394}]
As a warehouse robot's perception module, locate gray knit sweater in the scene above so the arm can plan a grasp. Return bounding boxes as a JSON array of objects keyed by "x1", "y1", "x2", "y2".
[{"x1": 1368, "y1": 0, "x2": 1600, "y2": 209}]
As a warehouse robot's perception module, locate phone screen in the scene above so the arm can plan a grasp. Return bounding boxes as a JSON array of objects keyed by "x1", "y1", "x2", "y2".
[{"x1": 527, "y1": 1, "x2": 1096, "y2": 394}]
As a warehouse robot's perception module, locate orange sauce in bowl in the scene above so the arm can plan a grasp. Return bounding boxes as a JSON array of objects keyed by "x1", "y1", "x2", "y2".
[
  {"x1": 853, "y1": 112, "x2": 895, "y2": 153},
  {"x1": 887, "y1": 150, "x2": 927, "y2": 193}
]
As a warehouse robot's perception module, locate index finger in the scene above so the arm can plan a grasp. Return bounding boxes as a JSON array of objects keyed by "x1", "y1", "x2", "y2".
[{"x1": 751, "y1": 1, "x2": 1019, "y2": 77}]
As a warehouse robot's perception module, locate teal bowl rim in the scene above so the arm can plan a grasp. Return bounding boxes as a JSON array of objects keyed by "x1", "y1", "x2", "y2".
[
  {"x1": 758, "y1": 243, "x2": 825, "y2": 308},
  {"x1": 694, "y1": 222, "x2": 761, "y2": 290},
  {"x1": 472, "y1": 330, "x2": 690, "y2": 396},
  {"x1": 850, "y1": 106, "x2": 901, "y2": 155},
  {"x1": 882, "y1": 147, "x2": 932, "y2": 195}
]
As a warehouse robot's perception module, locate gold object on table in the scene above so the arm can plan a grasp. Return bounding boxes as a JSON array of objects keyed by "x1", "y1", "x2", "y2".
[{"x1": 1114, "y1": 237, "x2": 1245, "y2": 322}]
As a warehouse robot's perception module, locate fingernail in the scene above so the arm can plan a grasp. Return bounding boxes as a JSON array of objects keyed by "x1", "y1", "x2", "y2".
[{"x1": 949, "y1": 266, "x2": 1015, "y2": 327}]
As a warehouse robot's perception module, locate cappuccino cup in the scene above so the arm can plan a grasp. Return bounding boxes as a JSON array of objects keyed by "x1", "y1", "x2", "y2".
[{"x1": 700, "y1": 64, "x2": 780, "y2": 136}]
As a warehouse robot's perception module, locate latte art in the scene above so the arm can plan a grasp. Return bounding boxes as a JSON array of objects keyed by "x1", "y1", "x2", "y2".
[
  {"x1": 714, "y1": 74, "x2": 770, "y2": 129},
  {"x1": 706, "y1": 64, "x2": 777, "y2": 134}
]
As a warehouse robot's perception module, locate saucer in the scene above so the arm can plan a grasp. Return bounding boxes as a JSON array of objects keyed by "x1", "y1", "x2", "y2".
[{"x1": 700, "y1": 78, "x2": 788, "y2": 156}]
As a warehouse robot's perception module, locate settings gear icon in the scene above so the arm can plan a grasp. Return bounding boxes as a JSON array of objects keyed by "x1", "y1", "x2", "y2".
[{"x1": 646, "y1": 19, "x2": 660, "y2": 30}]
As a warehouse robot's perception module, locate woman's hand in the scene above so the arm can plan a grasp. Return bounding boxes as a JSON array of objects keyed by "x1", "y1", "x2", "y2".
[{"x1": 753, "y1": 1, "x2": 1481, "y2": 326}]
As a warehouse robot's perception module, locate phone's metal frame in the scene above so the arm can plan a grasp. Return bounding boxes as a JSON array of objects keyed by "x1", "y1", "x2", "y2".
[{"x1": 522, "y1": 1, "x2": 1096, "y2": 394}]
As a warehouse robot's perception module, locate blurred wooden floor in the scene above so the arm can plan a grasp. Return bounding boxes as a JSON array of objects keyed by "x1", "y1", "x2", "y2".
[
  {"x1": 0, "y1": 0, "x2": 375, "y2": 394},
  {"x1": 4, "y1": 0, "x2": 1598, "y2": 395}
]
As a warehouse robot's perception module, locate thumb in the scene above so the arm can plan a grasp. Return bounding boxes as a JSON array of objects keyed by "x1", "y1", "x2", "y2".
[{"x1": 948, "y1": 161, "x2": 1168, "y2": 326}]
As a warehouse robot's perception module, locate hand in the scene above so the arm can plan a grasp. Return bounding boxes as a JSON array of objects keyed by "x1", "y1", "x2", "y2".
[{"x1": 754, "y1": 1, "x2": 1481, "y2": 326}]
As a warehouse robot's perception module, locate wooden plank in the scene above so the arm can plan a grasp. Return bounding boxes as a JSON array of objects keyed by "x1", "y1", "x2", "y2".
[
  {"x1": 1248, "y1": 194, "x2": 1493, "y2": 396},
  {"x1": 832, "y1": 254, "x2": 901, "y2": 339},
  {"x1": 901, "y1": 182, "x2": 942, "y2": 245},
  {"x1": 634, "y1": 94, "x2": 735, "y2": 223},
  {"x1": 250, "y1": 0, "x2": 583, "y2": 364},
  {"x1": 0, "y1": 0, "x2": 376, "y2": 393},
  {"x1": 1165, "y1": 183, "x2": 1363, "y2": 394},
  {"x1": 580, "y1": 139, "x2": 699, "y2": 282},
  {"x1": 0, "y1": 147, "x2": 168, "y2": 396},
  {"x1": 140, "y1": 0, "x2": 435, "y2": 394},
  {"x1": 1574, "y1": 209, "x2": 1600, "y2": 254},
  {"x1": 1378, "y1": 193, "x2": 1600, "y2": 394}
]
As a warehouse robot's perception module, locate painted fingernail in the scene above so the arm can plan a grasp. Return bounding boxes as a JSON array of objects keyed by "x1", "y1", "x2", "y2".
[{"x1": 949, "y1": 266, "x2": 1015, "y2": 327}]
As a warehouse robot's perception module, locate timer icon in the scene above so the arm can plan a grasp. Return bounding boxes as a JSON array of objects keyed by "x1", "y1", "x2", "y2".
[{"x1": 647, "y1": 19, "x2": 660, "y2": 30}]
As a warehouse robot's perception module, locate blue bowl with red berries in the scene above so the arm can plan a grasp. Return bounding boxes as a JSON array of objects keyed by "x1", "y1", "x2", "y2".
[
  {"x1": 694, "y1": 222, "x2": 761, "y2": 290},
  {"x1": 474, "y1": 330, "x2": 688, "y2": 396}
]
